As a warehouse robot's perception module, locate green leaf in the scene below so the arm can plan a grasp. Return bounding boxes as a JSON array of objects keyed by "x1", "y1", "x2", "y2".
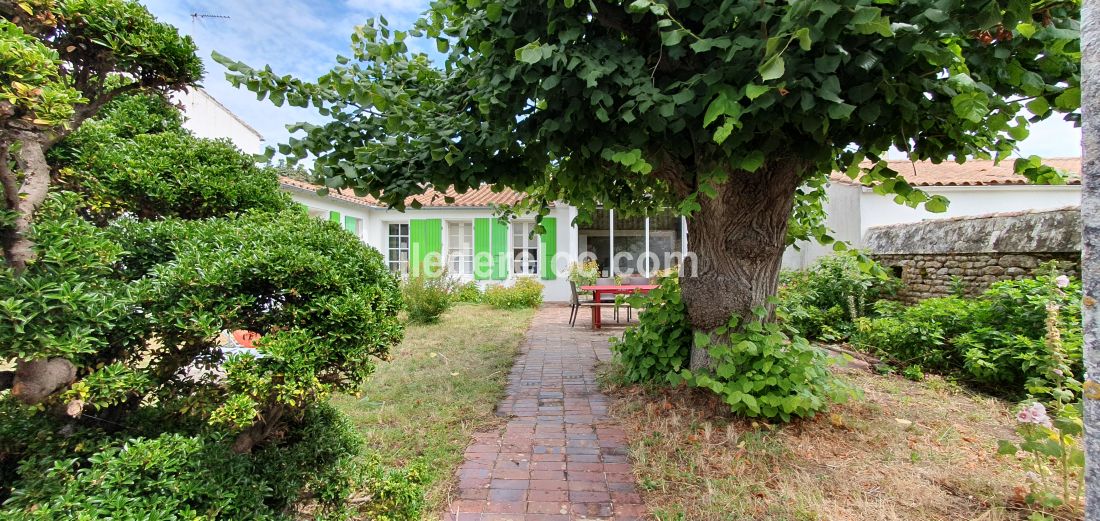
[
  {"x1": 1016, "y1": 22, "x2": 1036, "y2": 38},
  {"x1": 1055, "y1": 87, "x2": 1081, "y2": 110},
  {"x1": 486, "y1": 3, "x2": 503, "y2": 22},
  {"x1": 1025, "y1": 97, "x2": 1049, "y2": 116},
  {"x1": 758, "y1": 55, "x2": 785, "y2": 81},
  {"x1": 794, "y1": 28, "x2": 812, "y2": 51},
  {"x1": 515, "y1": 42, "x2": 544, "y2": 64},
  {"x1": 951, "y1": 92, "x2": 989, "y2": 123},
  {"x1": 661, "y1": 29, "x2": 685, "y2": 46},
  {"x1": 851, "y1": 6, "x2": 882, "y2": 24},
  {"x1": 827, "y1": 102, "x2": 855, "y2": 119},
  {"x1": 745, "y1": 84, "x2": 769, "y2": 100},
  {"x1": 924, "y1": 195, "x2": 949, "y2": 213},
  {"x1": 741, "y1": 150, "x2": 765, "y2": 172}
]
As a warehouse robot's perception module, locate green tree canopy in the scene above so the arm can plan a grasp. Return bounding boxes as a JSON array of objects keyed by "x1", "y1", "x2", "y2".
[{"x1": 219, "y1": 0, "x2": 1080, "y2": 349}]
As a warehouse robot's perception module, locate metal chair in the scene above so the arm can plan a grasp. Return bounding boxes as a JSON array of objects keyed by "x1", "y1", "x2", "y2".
[{"x1": 569, "y1": 281, "x2": 611, "y2": 327}]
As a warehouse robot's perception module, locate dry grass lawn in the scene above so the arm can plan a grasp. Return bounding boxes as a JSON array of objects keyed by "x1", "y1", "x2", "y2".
[
  {"x1": 331, "y1": 303, "x2": 535, "y2": 518},
  {"x1": 604, "y1": 369, "x2": 1084, "y2": 521}
]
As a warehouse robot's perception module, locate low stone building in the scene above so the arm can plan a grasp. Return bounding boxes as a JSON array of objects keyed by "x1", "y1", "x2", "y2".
[{"x1": 864, "y1": 207, "x2": 1081, "y2": 303}]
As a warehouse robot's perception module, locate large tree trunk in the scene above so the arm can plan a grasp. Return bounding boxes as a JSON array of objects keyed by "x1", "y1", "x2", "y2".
[
  {"x1": 1079, "y1": 0, "x2": 1098, "y2": 515},
  {"x1": 679, "y1": 159, "x2": 804, "y2": 370}
]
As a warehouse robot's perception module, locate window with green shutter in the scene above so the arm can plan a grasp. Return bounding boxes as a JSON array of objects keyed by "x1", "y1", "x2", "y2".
[
  {"x1": 409, "y1": 218, "x2": 442, "y2": 276},
  {"x1": 491, "y1": 218, "x2": 508, "y2": 280},
  {"x1": 540, "y1": 217, "x2": 557, "y2": 280},
  {"x1": 329, "y1": 211, "x2": 341, "y2": 223},
  {"x1": 473, "y1": 218, "x2": 492, "y2": 280}
]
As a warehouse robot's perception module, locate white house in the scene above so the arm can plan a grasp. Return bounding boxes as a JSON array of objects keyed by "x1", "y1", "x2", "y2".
[
  {"x1": 783, "y1": 158, "x2": 1082, "y2": 269},
  {"x1": 281, "y1": 178, "x2": 690, "y2": 302},
  {"x1": 171, "y1": 88, "x2": 264, "y2": 155}
]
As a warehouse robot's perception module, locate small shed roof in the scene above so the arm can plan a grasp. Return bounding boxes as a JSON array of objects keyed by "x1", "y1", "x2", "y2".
[{"x1": 864, "y1": 207, "x2": 1082, "y2": 255}]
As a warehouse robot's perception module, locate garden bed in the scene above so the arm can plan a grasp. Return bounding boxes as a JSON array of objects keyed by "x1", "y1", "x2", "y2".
[
  {"x1": 604, "y1": 369, "x2": 1083, "y2": 521},
  {"x1": 331, "y1": 303, "x2": 535, "y2": 517}
]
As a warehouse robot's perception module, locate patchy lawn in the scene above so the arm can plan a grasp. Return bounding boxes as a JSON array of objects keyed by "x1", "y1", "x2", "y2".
[
  {"x1": 331, "y1": 303, "x2": 535, "y2": 517},
  {"x1": 604, "y1": 369, "x2": 1083, "y2": 521}
]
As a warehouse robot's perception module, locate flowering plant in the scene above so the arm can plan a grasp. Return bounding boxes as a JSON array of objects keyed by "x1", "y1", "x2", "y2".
[
  {"x1": 567, "y1": 260, "x2": 599, "y2": 287},
  {"x1": 996, "y1": 271, "x2": 1083, "y2": 510}
]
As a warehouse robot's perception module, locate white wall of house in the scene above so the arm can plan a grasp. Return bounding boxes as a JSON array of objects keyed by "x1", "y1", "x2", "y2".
[
  {"x1": 171, "y1": 88, "x2": 264, "y2": 155},
  {"x1": 858, "y1": 184, "x2": 1081, "y2": 233},
  {"x1": 284, "y1": 187, "x2": 577, "y2": 301},
  {"x1": 784, "y1": 182, "x2": 1082, "y2": 269}
]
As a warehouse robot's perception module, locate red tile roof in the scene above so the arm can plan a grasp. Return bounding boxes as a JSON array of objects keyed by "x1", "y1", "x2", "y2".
[
  {"x1": 829, "y1": 158, "x2": 1081, "y2": 187},
  {"x1": 279, "y1": 177, "x2": 533, "y2": 208}
]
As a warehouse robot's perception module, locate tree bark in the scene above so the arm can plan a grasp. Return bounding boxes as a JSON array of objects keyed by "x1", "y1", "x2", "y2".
[
  {"x1": 680, "y1": 159, "x2": 804, "y2": 370},
  {"x1": 1, "y1": 136, "x2": 53, "y2": 272},
  {"x1": 231, "y1": 404, "x2": 288, "y2": 454},
  {"x1": 1080, "y1": 0, "x2": 1098, "y2": 517}
]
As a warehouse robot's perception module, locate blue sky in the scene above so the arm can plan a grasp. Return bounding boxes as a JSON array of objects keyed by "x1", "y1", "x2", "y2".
[{"x1": 140, "y1": 0, "x2": 1083, "y2": 159}]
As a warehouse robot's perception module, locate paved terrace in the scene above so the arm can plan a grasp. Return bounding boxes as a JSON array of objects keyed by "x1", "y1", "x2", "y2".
[{"x1": 443, "y1": 306, "x2": 647, "y2": 521}]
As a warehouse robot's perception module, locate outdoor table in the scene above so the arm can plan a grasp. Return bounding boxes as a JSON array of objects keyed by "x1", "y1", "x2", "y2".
[{"x1": 579, "y1": 284, "x2": 658, "y2": 329}]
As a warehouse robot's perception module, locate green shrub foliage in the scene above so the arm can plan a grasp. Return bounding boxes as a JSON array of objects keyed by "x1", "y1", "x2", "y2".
[
  {"x1": 0, "y1": 91, "x2": 411, "y2": 517},
  {"x1": 403, "y1": 274, "x2": 456, "y2": 324},
  {"x1": 610, "y1": 276, "x2": 691, "y2": 383},
  {"x1": 852, "y1": 265, "x2": 1082, "y2": 396},
  {"x1": 0, "y1": 403, "x2": 424, "y2": 520},
  {"x1": 612, "y1": 277, "x2": 850, "y2": 421},
  {"x1": 452, "y1": 280, "x2": 483, "y2": 303},
  {"x1": 54, "y1": 93, "x2": 291, "y2": 223},
  {"x1": 777, "y1": 254, "x2": 900, "y2": 341},
  {"x1": 671, "y1": 307, "x2": 855, "y2": 422},
  {"x1": 483, "y1": 278, "x2": 544, "y2": 309}
]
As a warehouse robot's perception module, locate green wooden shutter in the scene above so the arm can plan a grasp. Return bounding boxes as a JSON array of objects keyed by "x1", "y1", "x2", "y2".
[
  {"x1": 474, "y1": 218, "x2": 492, "y2": 280},
  {"x1": 540, "y1": 217, "x2": 557, "y2": 280},
  {"x1": 329, "y1": 211, "x2": 341, "y2": 223},
  {"x1": 491, "y1": 219, "x2": 508, "y2": 280},
  {"x1": 409, "y1": 218, "x2": 442, "y2": 277},
  {"x1": 343, "y1": 215, "x2": 358, "y2": 233}
]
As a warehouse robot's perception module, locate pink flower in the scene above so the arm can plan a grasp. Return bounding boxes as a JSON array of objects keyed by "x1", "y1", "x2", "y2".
[
  {"x1": 1055, "y1": 275, "x2": 1070, "y2": 288},
  {"x1": 1017, "y1": 403, "x2": 1052, "y2": 428}
]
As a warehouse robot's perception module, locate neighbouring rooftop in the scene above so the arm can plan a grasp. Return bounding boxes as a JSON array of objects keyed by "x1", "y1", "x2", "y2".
[
  {"x1": 280, "y1": 177, "x2": 534, "y2": 208},
  {"x1": 830, "y1": 157, "x2": 1081, "y2": 187}
]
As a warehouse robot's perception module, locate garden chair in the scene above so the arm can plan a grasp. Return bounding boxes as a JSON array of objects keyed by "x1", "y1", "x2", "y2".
[
  {"x1": 568, "y1": 281, "x2": 604, "y2": 327},
  {"x1": 594, "y1": 277, "x2": 622, "y2": 322}
]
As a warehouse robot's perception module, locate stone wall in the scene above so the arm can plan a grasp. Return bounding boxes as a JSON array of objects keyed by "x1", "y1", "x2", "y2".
[
  {"x1": 864, "y1": 207, "x2": 1081, "y2": 303},
  {"x1": 872, "y1": 252, "x2": 1080, "y2": 303}
]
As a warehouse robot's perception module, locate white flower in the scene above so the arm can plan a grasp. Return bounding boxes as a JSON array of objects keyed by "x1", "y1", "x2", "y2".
[{"x1": 1055, "y1": 275, "x2": 1070, "y2": 288}]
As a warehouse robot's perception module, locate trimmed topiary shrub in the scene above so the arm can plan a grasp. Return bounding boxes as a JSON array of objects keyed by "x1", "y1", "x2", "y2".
[{"x1": 0, "y1": 87, "x2": 410, "y2": 516}]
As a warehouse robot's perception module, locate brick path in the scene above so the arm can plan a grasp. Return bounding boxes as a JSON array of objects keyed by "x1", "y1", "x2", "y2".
[{"x1": 443, "y1": 306, "x2": 647, "y2": 521}]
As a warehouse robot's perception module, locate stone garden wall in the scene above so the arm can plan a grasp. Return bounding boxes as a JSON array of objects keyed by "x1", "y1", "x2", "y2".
[{"x1": 864, "y1": 207, "x2": 1081, "y2": 303}]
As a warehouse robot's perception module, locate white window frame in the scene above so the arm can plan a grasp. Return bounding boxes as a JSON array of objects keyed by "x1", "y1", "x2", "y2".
[
  {"x1": 386, "y1": 222, "x2": 410, "y2": 274},
  {"x1": 445, "y1": 220, "x2": 475, "y2": 276},
  {"x1": 511, "y1": 221, "x2": 540, "y2": 276},
  {"x1": 345, "y1": 216, "x2": 364, "y2": 239},
  {"x1": 306, "y1": 206, "x2": 327, "y2": 220}
]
